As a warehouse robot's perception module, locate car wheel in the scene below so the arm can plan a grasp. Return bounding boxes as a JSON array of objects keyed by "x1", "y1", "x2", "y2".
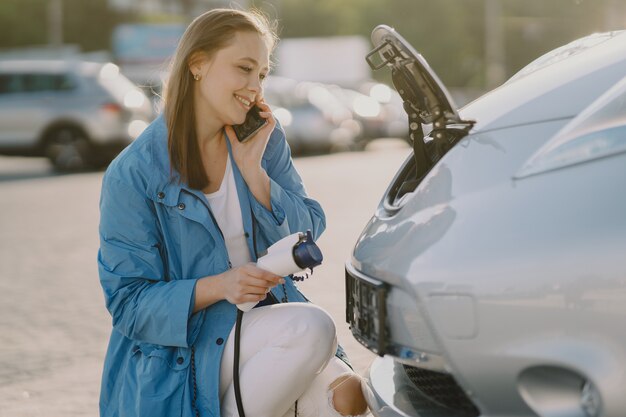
[{"x1": 44, "y1": 127, "x2": 94, "y2": 172}]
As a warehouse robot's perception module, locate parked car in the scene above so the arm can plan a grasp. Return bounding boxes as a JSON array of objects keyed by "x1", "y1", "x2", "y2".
[
  {"x1": 329, "y1": 83, "x2": 408, "y2": 145},
  {"x1": 263, "y1": 76, "x2": 360, "y2": 154},
  {"x1": 0, "y1": 60, "x2": 154, "y2": 171},
  {"x1": 346, "y1": 27, "x2": 626, "y2": 417}
]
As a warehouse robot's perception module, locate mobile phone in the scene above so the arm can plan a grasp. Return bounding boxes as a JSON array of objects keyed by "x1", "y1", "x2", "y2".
[{"x1": 232, "y1": 105, "x2": 268, "y2": 143}]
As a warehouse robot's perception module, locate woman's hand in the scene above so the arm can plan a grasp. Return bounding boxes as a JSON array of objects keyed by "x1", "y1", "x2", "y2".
[
  {"x1": 193, "y1": 263, "x2": 284, "y2": 312},
  {"x1": 225, "y1": 99, "x2": 276, "y2": 178},
  {"x1": 218, "y1": 263, "x2": 284, "y2": 305},
  {"x1": 225, "y1": 99, "x2": 275, "y2": 210}
]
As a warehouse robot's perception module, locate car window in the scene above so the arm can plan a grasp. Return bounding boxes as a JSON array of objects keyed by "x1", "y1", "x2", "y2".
[
  {"x1": 0, "y1": 74, "x2": 21, "y2": 94},
  {"x1": 0, "y1": 72, "x2": 76, "y2": 94},
  {"x1": 52, "y1": 73, "x2": 77, "y2": 91}
]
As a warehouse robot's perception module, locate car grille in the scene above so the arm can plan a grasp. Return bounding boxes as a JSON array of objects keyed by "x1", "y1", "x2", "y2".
[
  {"x1": 402, "y1": 365, "x2": 480, "y2": 417},
  {"x1": 345, "y1": 267, "x2": 389, "y2": 355}
]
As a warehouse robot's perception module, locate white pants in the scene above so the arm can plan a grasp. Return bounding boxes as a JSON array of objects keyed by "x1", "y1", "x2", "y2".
[{"x1": 219, "y1": 303, "x2": 364, "y2": 417}]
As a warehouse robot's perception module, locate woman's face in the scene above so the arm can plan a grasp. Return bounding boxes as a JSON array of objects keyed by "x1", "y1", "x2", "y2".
[{"x1": 192, "y1": 31, "x2": 270, "y2": 128}]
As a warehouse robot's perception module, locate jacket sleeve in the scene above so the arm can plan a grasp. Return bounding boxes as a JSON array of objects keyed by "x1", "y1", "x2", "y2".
[
  {"x1": 249, "y1": 125, "x2": 326, "y2": 243},
  {"x1": 97, "y1": 175, "x2": 197, "y2": 348}
]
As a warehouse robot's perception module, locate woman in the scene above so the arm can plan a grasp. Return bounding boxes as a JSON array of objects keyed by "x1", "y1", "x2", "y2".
[{"x1": 97, "y1": 8, "x2": 368, "y2": 417}]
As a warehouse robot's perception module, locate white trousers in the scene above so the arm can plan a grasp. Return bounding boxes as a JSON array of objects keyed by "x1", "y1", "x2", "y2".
[{"x1": 219, "y1": 303, "x2": 363, "y2": 417}]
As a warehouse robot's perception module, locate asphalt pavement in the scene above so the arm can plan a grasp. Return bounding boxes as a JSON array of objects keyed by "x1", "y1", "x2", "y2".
[{"x1": 0, "y1": 139, "x2": 411, "y2": 417}]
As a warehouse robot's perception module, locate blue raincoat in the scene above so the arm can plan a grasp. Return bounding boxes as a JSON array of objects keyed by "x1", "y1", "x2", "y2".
[{"x1": 97, "y1": 115, "x2": 342, "y2": 417}]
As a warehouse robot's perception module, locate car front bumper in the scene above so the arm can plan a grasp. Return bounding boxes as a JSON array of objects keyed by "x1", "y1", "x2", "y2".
[{"x1": 363, "y1": 356, "x2": 481, "y2": 417}]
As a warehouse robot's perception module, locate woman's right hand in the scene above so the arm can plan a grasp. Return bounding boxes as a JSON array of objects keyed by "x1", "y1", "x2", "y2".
[{"x1": 219, "y1": 263, "x2": 284, "y2": 305}]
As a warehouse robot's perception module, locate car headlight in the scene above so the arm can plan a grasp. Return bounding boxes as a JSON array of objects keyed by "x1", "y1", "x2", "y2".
[
  {"x1": 369, "y1": 83, "x2": 391, "y2": 103},
  {"x1": 353, "y1": 95, "x2": 381, "y2": 118},
  {"x1": 99, "y1": 63, "x2": 120, "y2": 79},
  {"x1": 272, "y1": 107, "x2": 293, "y2": 127},
  {"x1": 123, "y1": 89, "x2": 146, "y2": 109},
  {"x1": 128, "y1": 119, "x2": 149, "y2": 139},
  {"x1": 516, "y1": 76, "x2": 626, "y2": 179}
]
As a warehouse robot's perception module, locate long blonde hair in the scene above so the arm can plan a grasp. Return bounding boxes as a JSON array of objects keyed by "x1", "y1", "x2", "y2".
[{"x1": 164, "y1": 8, "x2": 277, "y2": 189}]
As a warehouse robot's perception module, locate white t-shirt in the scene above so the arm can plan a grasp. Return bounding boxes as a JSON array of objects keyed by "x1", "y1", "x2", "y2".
[{"x1": 204, "y1": 157, "x2": 252, "y2": 268}]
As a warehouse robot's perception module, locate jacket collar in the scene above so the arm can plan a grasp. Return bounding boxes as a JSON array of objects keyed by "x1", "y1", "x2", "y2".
[
  {"x1": 144, "y1": 115, "x2": 257, "y2": 258},
  {"x1": 146, "y1": 115, "x2": 203, "y2": 207}
]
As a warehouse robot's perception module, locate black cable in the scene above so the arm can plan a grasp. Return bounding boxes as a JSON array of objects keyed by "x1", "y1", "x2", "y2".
[
  {"x1": 233, "y1": 211, "x2": 258, "y2": 417},
  {"x1": 232, "y1": 211, "x2": 260, "y2": 416},
  {"x1": 191, "y1": 346, "x2": 200, "y2": 417},
  {"x1": 234, "y1": 309, "x2": 246, "y2": 417}
]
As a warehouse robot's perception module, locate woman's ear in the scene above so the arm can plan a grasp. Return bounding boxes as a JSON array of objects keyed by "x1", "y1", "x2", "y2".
[{"x1": 187, "y1": 51, "x2": 209, "y2": 77}]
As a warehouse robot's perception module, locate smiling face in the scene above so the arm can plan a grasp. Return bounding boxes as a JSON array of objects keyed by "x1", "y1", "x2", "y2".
[{"x1": 191, "y1": 31, "x2": 270, "y2": 130}]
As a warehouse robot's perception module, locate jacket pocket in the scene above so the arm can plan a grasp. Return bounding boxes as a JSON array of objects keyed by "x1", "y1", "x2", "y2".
[{"x1": 120, "y1": 343, "x2": 190, "y2": 417}]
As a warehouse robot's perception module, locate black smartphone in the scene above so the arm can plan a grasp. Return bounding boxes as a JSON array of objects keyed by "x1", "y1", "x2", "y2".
[{"x1": 232, "y1": 105, "x2": 268, "y2": 143}]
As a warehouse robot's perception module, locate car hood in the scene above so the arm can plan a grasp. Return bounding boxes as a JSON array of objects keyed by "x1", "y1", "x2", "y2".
[
  {"x1": 351, "y1": 118, "x2": 567, "y2": 289},
  {"x1": 353, "y1": 29, "x2": 626, "y2": 290}
]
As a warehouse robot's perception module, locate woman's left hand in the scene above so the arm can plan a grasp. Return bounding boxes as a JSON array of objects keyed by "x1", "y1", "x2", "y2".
[{"x1": 225, "y1": 99, "x2": 276, "y2": 179}]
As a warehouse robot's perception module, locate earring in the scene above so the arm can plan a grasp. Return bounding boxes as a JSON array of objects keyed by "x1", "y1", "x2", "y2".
[{"x1": 193, "y1": 73, "x2": 201, "y2": 81}]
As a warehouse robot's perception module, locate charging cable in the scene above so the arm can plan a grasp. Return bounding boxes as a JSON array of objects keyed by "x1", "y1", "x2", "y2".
[{"x1": 233, "y1": 231, "x2": 323, "y2": 417}]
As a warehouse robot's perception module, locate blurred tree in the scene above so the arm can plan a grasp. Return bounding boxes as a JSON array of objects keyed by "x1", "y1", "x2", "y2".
[
  {"x1": 0, "y1": 0, "x2": 620, "y2": 88},
  {"x1": 0, "y1": 0, "x2": 48, "y2": 48},
  {"x1": 0, "y1": 0, "x2": 134, "y2": 52},
  {"x1": 503, "y1": 0, "x2": 607, "y2": 76},
  {"x1": 63, "y1": 0, "x2": 135, "y2": 51},
  {"x1": 255, "y1": 0, "x2": 618, "y2": 88},
  {"x1": 257, "y1": 0, "x2": 486, "y2": 87}
]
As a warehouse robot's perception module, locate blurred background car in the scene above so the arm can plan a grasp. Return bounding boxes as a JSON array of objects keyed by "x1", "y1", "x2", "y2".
[
  {"x1": 346, "y1": 27, "x2": 626, "y2": 417},
  {"x1": 328, "y1": 82, "x2": 409, "y2": 147},
  {"x1": 263, "y1": 76, "x2": 361, "y2": 154},
  {"x1": 0, "y1": 60, "x2": 153, "y2": 171},
  {"x1": 263, "y1": 76, "x2": 409, "y2": 155}
]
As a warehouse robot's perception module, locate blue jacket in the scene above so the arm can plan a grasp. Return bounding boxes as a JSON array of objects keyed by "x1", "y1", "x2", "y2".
[{"x1": 97, "y1": 115, "x2": 332, "y2": 417}]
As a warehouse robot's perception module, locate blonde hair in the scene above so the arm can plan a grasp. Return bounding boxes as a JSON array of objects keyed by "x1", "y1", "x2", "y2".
[{"x1": 164, "y1": 8, "x2": 277, "y2": 189}]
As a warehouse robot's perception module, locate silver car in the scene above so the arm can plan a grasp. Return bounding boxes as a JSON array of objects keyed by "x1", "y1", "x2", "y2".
[
  {"x1": 346, "y1": 27, "x2": 626, "y2": 417},
  {"x1": 0, "y1": 60, "x2": 153, "y2": 171}
]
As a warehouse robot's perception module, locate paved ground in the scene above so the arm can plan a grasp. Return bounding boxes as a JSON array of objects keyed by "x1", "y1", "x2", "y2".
[{"x1": 0, "y1": 140, "x2": 411, "y2": 417}]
